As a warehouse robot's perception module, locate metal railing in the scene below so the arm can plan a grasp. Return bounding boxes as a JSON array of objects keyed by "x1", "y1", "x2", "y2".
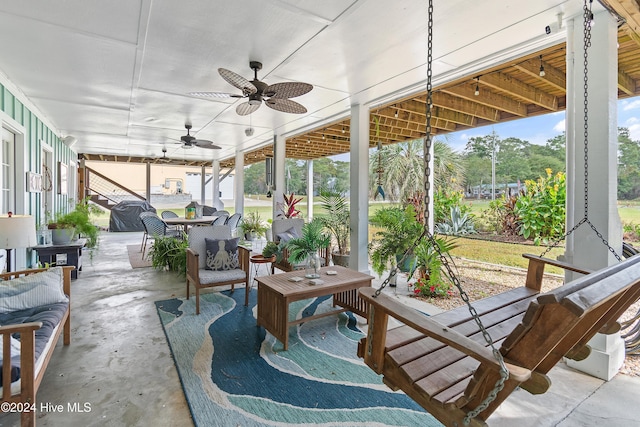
[{"x1": 85, "y1": 166, "x2": 145, "y2": 209}]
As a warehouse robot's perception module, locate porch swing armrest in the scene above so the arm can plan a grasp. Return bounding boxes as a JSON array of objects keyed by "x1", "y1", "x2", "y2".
[
  {"x1": 523, "y1": 253, "x2": 594, "y2": 291},
  {"x1": 359, "y1": 287, "x2": 531, "y2": 383}
]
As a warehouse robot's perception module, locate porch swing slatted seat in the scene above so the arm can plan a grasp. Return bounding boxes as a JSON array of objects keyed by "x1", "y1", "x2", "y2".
[{"x1": 357, "y1": 2, "x2": 640, "y2": 426}]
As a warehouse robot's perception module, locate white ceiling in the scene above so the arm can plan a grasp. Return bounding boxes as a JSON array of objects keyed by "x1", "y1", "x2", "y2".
[{"x1": 0, "y1": 0, "x2": 593, "y2": 163}]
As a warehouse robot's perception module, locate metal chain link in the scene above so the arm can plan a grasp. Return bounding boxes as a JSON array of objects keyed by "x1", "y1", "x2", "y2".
[
  {"x1": 541, "y1": 0, "x2": 621, "y2": 262},
  {"x1": 372, "y1": 2, "x2": 508, "y2": 423}
]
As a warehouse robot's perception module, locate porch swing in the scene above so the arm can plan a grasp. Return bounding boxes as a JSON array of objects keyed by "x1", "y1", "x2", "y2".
[{"x1": 356, "y1": 2, "x2": 640, "y2": 426}]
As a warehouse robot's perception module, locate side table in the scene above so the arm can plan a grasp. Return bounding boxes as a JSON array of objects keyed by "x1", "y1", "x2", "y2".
[
  {"x1": 249, "y1": 254, "x2": 276, "y2": 287},
  {"x1": 31, "y1": 238, "x2": 86, "y2": 280}
]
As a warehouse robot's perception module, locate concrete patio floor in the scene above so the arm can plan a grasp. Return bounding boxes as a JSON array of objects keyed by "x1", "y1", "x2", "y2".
[{"x1": 1, "y1": 230, "x2": 638, "y2": 426}]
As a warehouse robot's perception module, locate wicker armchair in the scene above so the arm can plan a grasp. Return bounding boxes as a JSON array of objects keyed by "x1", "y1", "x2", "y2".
[
  {"x1": 270, "y1": 218, "x2": 330, "y2": 274},
  {"x1": 186, "y1": 225, "x2": 250, "y2": 314}
]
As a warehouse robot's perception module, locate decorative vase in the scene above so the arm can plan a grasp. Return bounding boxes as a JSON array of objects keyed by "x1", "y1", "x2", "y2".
[{"x1": 304, "y1": 252, "x2": 321, "y2": 279}]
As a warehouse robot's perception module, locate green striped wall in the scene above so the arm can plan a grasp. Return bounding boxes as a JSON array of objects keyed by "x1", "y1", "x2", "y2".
[{"x1": 1, "y1": 83, "x2": 76, "y2": 225}]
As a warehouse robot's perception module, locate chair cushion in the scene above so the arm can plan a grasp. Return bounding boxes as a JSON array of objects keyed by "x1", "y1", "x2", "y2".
[
  {"x1": 277, "y1": 227, "x2": 299, "y2": 243},
  {"x1": 197, "y1": 268, "x2": 246, "y2": 285},
  {"x1": 0, "y1": 267, "x2": 67, "y2": 313},
  {"x1": 205, "y1": 237, "x2": 240, "y2": 271},
  {"x1": 189, "y1": 225, "x2": 232, "y2": 269}
]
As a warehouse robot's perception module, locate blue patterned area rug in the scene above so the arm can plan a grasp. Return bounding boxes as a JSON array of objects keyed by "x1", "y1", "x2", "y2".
[{"x1": 155, "y1": 289, "x2": 441, "y2": 427}]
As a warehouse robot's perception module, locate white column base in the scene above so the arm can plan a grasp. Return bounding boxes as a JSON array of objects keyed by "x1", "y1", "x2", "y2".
[{"x1": 565, "y1": 333, "x2": 625, "y2": 381}]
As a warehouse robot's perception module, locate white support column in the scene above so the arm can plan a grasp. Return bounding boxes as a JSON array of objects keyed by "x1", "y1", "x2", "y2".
[
  {"x1": 426, "y1": 137, "x2": 434, "y2": 233},
  {"x1": 565, "y1": 10, "x2": 621, "y2": 274},
  {"x1": 273, "y1": 134, "x2": 286, "y2": 219},
  {"x1": 200, "y1": 165, "x2": 206, "y2": 205},
  {"x1": 306, "y1": 160, "x2": 314, "y2": 221},
  {"x1": 350, "y1": 104, "x2": 370, "y2": 272},
  {"x1": 212, "y1": 160, "x2": 223, "y2": 210},
  {"x1": 145, "y1": 162, "x2": 151, "y2": 203},
  {"x1": 564, "y1": 10, "x2": 624, "y2": 381},
  {"x1": 234, "y1": 151, "x2": 244, "y2": 215}
]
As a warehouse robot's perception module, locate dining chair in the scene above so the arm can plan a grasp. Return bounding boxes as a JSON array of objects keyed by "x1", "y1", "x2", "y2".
[
  {"x1": 140, "y1": 214, "x2": 182, "y2": 259},
  {"x1": 161, "y1": 210, "x2": 180, "y2": 231},
  {"x1": 212, "y1": 214, "x2": 229, "y2": 225},
  {"x1": 161, "y1": 211, "x2": 179, "y2": 219},
  {"x1": 186, "y1": 225, "x2": 250, "y2": 314},
  {"x1": 225, "y1": 213, "x2": 242, "y2": 236},
  {"x1": 139, "y1": 211, "x2": 158, "y2": 252}
]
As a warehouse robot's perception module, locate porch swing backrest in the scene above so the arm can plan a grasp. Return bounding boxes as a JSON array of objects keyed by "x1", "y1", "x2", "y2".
[{"x1": 357, "y1": 253, "x2": 640, "y2": 426}]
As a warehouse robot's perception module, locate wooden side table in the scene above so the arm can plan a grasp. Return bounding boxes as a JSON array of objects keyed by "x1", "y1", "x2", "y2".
[
  {"x1": 250, "y1": 254, "x2": 276, "y2": 287},
  {"x1": 31, "y1": 239, "x2": 86, "y2": 280}
]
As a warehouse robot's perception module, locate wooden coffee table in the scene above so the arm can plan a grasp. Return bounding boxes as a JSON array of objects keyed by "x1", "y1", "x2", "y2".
[{"x1": 255, "y1": 265, "x2": 374, "y2": 350}]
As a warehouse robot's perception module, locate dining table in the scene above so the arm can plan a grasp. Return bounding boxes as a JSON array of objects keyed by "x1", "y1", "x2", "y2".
[{"x1": 163, "y1": 215, "x2": 218, "y2": 232}]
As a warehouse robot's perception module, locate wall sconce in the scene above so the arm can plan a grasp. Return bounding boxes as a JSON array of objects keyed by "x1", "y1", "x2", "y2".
[
  {"x1": 342, "y1": 126, "x2": 345, "y2": 134},
  {"x1": 394, "y1": 110, "x2": 398, "y2": 118},
  {"x1": 474, "y1": 77, "x2": 480, "y2": 96},
  {"x1": 539, "y1": 55, "x2": 546, "y2": 77}
]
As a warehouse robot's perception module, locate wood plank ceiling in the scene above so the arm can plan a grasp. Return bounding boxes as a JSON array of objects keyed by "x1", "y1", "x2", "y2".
[
  {"x1": 215, "y1": 25, "x2": 640, "y2": 169},
  {"x1": 81, "y1": 1, "x2": 640, "y2": 170}
]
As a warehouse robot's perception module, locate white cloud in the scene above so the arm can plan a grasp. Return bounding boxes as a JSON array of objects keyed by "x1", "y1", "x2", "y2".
[
  {"x1": 625, "y1": 116, "x2": 639, "y2": 126},
  {"x1": 553, "y1": 119, "x2": 565, "y2": 133},
  {"x1": 622, "y1": 99, "x2": 640, "y2": 111},
  {"x1": 629, "y1": 124, "x2": 640, "y2": 141}
]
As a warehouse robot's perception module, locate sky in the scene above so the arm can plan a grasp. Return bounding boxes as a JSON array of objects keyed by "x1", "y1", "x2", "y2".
[{"x1": 444, "y1": 97, "x2": 640, "y2": 153}]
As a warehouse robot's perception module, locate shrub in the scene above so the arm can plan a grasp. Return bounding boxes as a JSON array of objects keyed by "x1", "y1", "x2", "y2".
[
  {"x1": 411, "y1": 276, "x2": 453, "y2": 299},
  {"x1": 435, "y1": 206, "x2": 476, "y2": 235},
  {"x1": 150, "y1": 235, "x2": 188, "y2": 275},
  {"x1": 514, "y1": 169, "x2": 566, "y2": 244}
]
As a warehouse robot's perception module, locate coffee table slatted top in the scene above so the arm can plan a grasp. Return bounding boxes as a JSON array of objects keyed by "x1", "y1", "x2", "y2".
[{"x1": 255, "y1": 265, "x2": 374, "y2": 298}]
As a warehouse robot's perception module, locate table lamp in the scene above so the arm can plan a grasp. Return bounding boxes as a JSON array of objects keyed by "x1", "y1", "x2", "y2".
[{"x1": 0, "y1": 214, "x2": 37, "y2": 272}]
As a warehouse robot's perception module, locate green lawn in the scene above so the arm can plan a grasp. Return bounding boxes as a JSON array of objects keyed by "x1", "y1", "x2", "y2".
[{"x1": 92, "y1": 197, "x2": 639, "y2": 272}]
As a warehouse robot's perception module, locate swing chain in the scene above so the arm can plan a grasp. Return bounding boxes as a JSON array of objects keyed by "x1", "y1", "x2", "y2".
[{"x1": 582, "y1": 0, "x2": 592, "y2": 219}]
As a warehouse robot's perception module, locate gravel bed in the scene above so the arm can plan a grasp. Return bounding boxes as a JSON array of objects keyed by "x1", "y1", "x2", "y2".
[{"x1": 416, "y1": 258, "x2": 640, "y2": 377}]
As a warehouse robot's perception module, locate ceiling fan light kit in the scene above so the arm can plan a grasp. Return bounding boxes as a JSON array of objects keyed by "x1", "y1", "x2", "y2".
[{"x1": 190, "y1": 61, "x2": 313, "y2": 116}]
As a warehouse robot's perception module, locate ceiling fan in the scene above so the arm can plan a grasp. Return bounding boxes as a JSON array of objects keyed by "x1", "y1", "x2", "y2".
[
  {"x1": 189, "y1": 61, "x2": 313, "y2": 116},
  {"x1": 171, "y1": 124, "x2": 220, "y2": 150},
  {"x1": 158, "y1": 147, "x2": 171, "y2": 163}
]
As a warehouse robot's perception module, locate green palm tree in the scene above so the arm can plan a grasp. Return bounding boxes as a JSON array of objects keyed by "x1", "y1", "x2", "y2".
[{"x1": 369, "y1": 137, "x2": 464, "y2": 202}]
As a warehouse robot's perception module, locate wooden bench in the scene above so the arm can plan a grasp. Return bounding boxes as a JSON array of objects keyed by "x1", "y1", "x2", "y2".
[
  {"x1": 0, "y1": 266, "x2": 73, "y2": 427},
  {"x1": 357, "y1": 254, "x2": 640, "y2": 427}
]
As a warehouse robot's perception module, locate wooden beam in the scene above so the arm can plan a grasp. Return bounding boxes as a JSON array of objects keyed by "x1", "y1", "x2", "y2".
[
  {"x1": 514, "y1": 58, "x2": 566, "y2": 92},
  {"x1": 442, "y1": 84, "x2": 528, "y2": 117},
  {"x1": 604, "y1": 0, "x2": 640, "y2": 41},
  {"x1": 433, "y1": 106, "x2": 476, "y2": 127},
  {"x1": 480, "y1": 72, "x2": 559, "y2": 111},
  {"x1": 431, "y1": 92, "x2": 501, "y2": 122},
  {"x1": 618, "y1": 68, "x2": 637, "y2": 95}
]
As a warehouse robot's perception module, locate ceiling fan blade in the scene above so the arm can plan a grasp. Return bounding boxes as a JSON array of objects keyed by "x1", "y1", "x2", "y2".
[
  {"x1": 195, "y1": 140, "x2": 221, "y2": 150},
  {"x1": 218, "y1": 68, "x2": 257, "y2": 96},
  {"x1": 265, "y1": 98, "x2": 307, "y2": 114},
  {"x1": 189, "y1": 91, "x2": 243, "y2": 99},
  {"x1": 265, "y1": 82, "x2": 313, "y2": 99},
  {"x1": 236, "y1": 102, "x2": 261, "y2": 116}
]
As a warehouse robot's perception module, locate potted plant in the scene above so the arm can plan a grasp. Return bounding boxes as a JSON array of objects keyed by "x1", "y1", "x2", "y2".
[
  {"x1": 150, "y1": 235, "x2": 188, "y2": 275},
  {"x1": 240, "y1": 211, "x2": 268, "y2": 240},
  {"x1": 285, "y1": 219, "x2": 331, "y2": 278},
  {"x1": 369, "y1": 205, "x2": 423, "y2": 277},
  {"x1": 318, "y1": 189, "x2": 350, "y2": 267},
  {"x1": 277, "y1": 193, "x2": 302, "y2": 218},
  {"x1": 413, "y1": 236, "x2": 457, "y2": 280},
  {"x1": 48, "y1": 198, "x2": 102, "y2": 248}
]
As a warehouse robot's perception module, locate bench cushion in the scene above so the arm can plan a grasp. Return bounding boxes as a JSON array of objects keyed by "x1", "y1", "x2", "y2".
[
  {"x1": 0, "y1": 302, "x2": 69, "y2": 383},
  {"x1": 0, "y1": 267, "x2": 67, "y2": 313}
]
